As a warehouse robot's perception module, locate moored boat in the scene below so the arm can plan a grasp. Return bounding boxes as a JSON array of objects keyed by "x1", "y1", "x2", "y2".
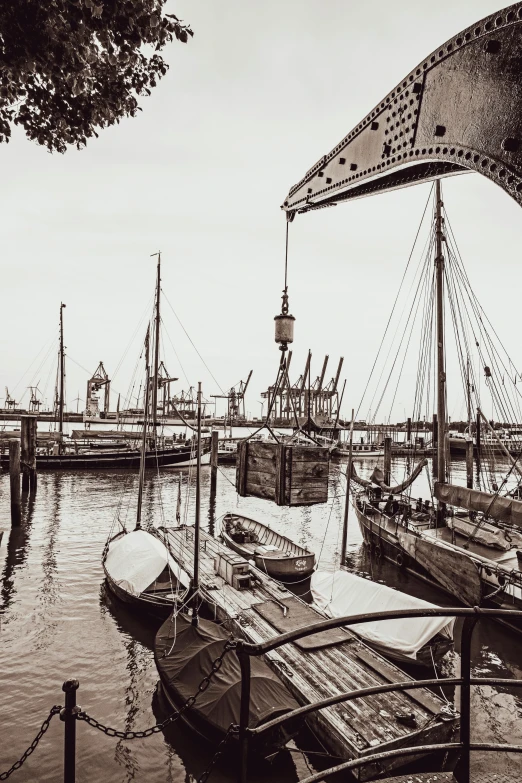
[
  {"x1": 103, "y1": 528, "x2": 190, "y2": 619},
  {"x1": 311, "y1": 569, "x2": 454, "y2": 667},
  {"x1": 221, "y1": 512, "x2": 316, "y2": 580},
  {"x1": 155, "y1": 611, "x2": 301, "y2": 753}
]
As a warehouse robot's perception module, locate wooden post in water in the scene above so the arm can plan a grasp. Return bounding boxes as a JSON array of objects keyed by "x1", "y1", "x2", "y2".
[
  {"x1": 341, "y1": 409, "x2": 355, "y2": 566},
  {"x1": 210, "y1": 430, "x2": 219, "y2": 491},
  {"x1": 466, "y1": 439, "x2": 473, "y2": 489},
  {"x1": 432, "y1": 413, "x2": 438, "y2": 479},
  {"x1": 406, "y1": 417, "x2": 412, "y2": 444},
  {"x1": 21, "y1": 416, "x2": 30, "y2": 492},
  {"x1": 383, "y1": 437, "x2": 392, "y2": 486},
  {"x1": 9, "y1": 439, "x2": 21, "y2": 526},
  {"x1": 29, "y1": 417, "x2": 37, "y2": 494}
]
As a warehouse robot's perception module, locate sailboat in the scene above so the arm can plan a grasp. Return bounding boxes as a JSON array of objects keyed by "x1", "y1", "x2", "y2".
[
  {"x1": 154, "y1": 384, "x2": 301, "y2": 754},
  {"x1": 0, "y1": 258, "x2": 210, "y2": 470},
  {"x1": 352, "y1": 181, "x2": 522, "y2": 632},
  {"x1": 103, "y1": 327, "x2": 191, "y2": 618}
]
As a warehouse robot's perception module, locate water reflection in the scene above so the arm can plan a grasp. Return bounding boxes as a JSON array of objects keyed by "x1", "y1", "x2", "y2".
[{"x1": 0, "y1": 491, "x2": 36, "y2": 613}]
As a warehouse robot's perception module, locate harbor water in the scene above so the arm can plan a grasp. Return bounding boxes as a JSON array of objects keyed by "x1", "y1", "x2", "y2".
[{"x1": 1, "y1": 452, "x2": 522, "y2": 782}]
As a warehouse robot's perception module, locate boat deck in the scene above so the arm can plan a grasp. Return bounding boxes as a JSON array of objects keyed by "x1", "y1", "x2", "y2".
[
  {"x1": 423, "y1": 527, "x2": 520, "y2": 569},
  {"x1": 161, "y1": 525, "x2": 457, "y2": 781}
]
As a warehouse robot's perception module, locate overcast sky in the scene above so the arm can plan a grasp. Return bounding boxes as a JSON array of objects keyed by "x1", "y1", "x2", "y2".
[{"x1": 2, "y1": 0, "x2": 521, "y2": 423}]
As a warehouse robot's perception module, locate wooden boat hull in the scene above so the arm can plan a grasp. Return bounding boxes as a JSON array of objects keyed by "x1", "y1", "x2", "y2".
[
  {"x1": 104, "y1": 569, "x2": 174, "y2": 620},
  {"x1": 0, "y1": 444, "x2": 210, "y2": 471},
  {"x1": 221, "y1": 513, "x2": 315, "y2": 580},
  {"x1": 353, "y1": 497, "x2": 522, "y2": 633}
]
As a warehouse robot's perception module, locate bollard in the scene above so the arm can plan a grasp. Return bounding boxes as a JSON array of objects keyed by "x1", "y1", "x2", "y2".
[
  {"x1": 60, "y1": 679, "x2": 80, "y2": 783},
  {"x1": 29, "y1": 417, "x2": 37, "y2": 494},
  {"x1": 9, "y1": 439, "x2": 21, "y2": 526}
]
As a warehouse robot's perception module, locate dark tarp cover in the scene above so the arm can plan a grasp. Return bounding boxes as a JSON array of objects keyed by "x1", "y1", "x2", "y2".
[{"x1": 155, "y1": 613, "x2": 298, "y2": 735}]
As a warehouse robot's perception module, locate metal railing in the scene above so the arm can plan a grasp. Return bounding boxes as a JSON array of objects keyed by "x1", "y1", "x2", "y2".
[{"x1": 234, "y1": 606, "x2": 522, "y2": 783}]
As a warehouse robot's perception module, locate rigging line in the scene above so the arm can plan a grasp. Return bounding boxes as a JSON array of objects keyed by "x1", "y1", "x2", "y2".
[
  {"x1": 160, "y1": 316, "x2": 191, "y2": 387},
  {"x1": 372, "y1": 241, "x2": 434, "y2": 423},
  {"x1": 445, "y1": 211, "x2": 522, "y2": 380},
  {"x1": 284, "y1": 219, "x2": 289, "y2": 291},
  {"x1": 388, "y1": 247, "x2": 433, "y2": 423},
  {"x1": 161, "y1": 288, "x2": 225, "y2": 395},
  {"x1": 366, "y1": 228, "x2": 436, "y2": 423},
  {"x1": 10, "y1": 329, "x2": 57, "y2": 395},
  {"x1": 355, "y1": 182, "x2": 434, "y2": 420},
  {"x1": 112, "y1": 294, "x2": 155, "y2": 381}
]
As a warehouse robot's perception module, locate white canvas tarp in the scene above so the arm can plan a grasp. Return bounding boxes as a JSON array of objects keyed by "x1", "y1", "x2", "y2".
[
  {"x1": 105, "y1": 530, "x2": 190, "y2": 597},
  {"x1": 311, "y1": 570, "x2": 455, "y2": 661}
]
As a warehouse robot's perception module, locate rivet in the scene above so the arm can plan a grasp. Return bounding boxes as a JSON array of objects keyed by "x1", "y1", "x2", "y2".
[
  {"x1": 434, "y1": 125, "x2": 446, "y2": 137},
  {"x1": 350, "y1": 163, "x2": 358, "y2": 171},
  {"x1": 326, "y1": 177, "x2": 332, "y2": 184},
  {"x1": 339, "y1": 157, "x2": 346, "y2": 164},
  {"x1": 371, "y1": 121, "x2": 379, "y2": 130},
  {"x1": 412, "y1": 83, "x2": 422, "y2": 94},
  {"x1": 484, "y1": 39, "x2": 501, "y2": 54},
  {"x1": 502, "y1": 137, "x2": 520, "y2": 152}
]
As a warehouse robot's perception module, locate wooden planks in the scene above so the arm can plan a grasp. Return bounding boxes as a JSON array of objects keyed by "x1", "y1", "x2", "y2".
[
  {"x1": 236, "y1": 440, "x2": 330, "y2": 506},
  {"x1": 253, "y1": 597, "x2": 352, "y2": 650},
  {"x1": 162, "y1": 525, "x2": 457, "y2": 781}
]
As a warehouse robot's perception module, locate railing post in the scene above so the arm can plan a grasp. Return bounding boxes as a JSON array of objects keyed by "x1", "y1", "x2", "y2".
[
  {"x1": 455, "y1": 613, "x2": 478, "y2": 783},
  {"x1": 236, "y1": 642, "x2": 251, "y2": 783},
  {"x1": 60, "y1": 679, "x2": 80, "y2": 783}
]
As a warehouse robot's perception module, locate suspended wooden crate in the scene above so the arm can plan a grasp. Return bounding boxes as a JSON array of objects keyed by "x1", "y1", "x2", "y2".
[{"x1": 236, "y1": 440, "x2": 330, "y2": 506}]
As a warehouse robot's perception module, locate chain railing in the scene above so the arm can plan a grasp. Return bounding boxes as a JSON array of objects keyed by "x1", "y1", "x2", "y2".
[
  {"x1": 0, "y1": 705, "x2": 61, "y2": 780},
  {"x1": 0, "y1": 639, "x2": 237, "y2": 783}
]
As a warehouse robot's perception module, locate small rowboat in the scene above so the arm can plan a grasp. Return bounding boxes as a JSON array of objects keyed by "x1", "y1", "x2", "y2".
[{"x1": 221, "y1": 512, "x2": 315, "y2": 581}]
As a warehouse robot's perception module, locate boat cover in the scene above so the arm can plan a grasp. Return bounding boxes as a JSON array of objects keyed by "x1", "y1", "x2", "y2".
[
  {"x1": 155, "y1": 613, "x2": 299, "y2": 732},
  {"x1": 448, "y1": 515, "x2": 522, "y2": 551},
  {"x1": 105, "y1": 530, "x2": 190, "y2": 596},
  {"x1": 311, "y1": 570, "x2": 454, "y2": 661},
  {"x1": 435, "y1": 482, "x2": 522, "y2": 530}
]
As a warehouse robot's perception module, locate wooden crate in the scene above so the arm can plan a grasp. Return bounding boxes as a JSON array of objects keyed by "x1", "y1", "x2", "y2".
[{"x1": 235, "y1": 440, "x2": 329, "y2": 506}]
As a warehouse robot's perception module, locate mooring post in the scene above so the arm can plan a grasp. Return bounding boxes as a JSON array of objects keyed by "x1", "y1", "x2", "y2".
[
  {"x1": 465, "y1": 439, "x2": 473, "y2": 489},
  {"x1": 210, "y1": 430, "x2": 219, "y2": 491},
  {"x1": 383, "y1": 437, "x2": 392, "y2": 486},
  {"x1": 406, "y1": 417, "x2": 412, "y2": 445},
  {"x1": 9, "y1": 439, "x2": 21, "y2": 526},
  {"x1": 236, "y1": 642, "x2": 251, "y2": 783},
  {"x1": 21, "y1": 416, "x2": 30, "y2": 492},
  {"x1": 61, "y1": 679, "x2": 80, "y2": 783},
  {"x1": 29, "y1": 416, "x2": 37, "y2": 494}
]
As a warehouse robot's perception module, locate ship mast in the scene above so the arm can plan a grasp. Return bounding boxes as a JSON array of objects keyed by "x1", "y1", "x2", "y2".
[
  {"x1": 151, "y1": 252, "x2": 161, "y2": 439},
  {"x1": 136, "y1": 327, "x2": 151, "y2": 530},
  {"x1": 58, "y1": 302, "x2": 66, "y2": 455},
  {"x1": 435, "y1": 180, "x2": 447, "y2": 521},
  {"x1": 192, "y1": 381, "x2": 202, "y2": 626}
]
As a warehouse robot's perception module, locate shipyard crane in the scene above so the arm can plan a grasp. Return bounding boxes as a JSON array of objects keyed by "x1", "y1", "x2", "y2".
[
  {"x1": 211, "y1": 371, "x2": 253, "y2": 423},
  {"x1": 85, "y1": 362, "x2": 110, "y2": 417},
  {"x1": 281, "y1": 5, "x2": 522, "y2": 219},
  {"x1": 28, "y1": 385, "x2": 42, "y2": 413},
  {"x1": 156, "y1": 361, "x2": 179, "y2": 416},
  {"x1": 4, "y1": 387, "x2": 17, "y2": 411}
]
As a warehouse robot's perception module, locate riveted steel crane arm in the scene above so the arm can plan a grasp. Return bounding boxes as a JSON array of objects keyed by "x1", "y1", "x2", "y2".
[{"x1": 282, "y1": 3, "x2": 522, "y2": 219}]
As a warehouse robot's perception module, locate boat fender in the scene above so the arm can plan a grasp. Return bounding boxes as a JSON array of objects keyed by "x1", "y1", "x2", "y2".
[
  {"x1": 374, "y1": 542, "x2": 382, "y2": 559},
  {"x1": 396, "y1": 552, "x2": 406, "y2": 568},
  {"x1": 497, "y1": 572, "x2": 506, "y2": 587}
]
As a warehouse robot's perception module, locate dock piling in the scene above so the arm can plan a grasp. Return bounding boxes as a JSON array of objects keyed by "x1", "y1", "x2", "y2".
[
  {"x1": 211, "y1": 430, "x2": 219, "y2": 490},
  {"x1": 9, "y1": 439, "x2": 21, "y2": 526},
  {"x1": 20, "y1": 416, "x2": 37, "y2": 494},
  {"x1": 465, "y1": 440, "x2": 473, "y2": 489}
]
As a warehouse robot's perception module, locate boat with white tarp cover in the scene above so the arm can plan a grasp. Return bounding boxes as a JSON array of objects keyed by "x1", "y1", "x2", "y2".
[
  {"x1": 311, "y1": 569, "x2": 455, "y2": 666},
  {"x1": 103, "y1": 529, "x2": 190, "y2": 618}
]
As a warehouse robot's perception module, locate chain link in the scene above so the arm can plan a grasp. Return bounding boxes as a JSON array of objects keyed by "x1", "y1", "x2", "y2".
[
  {"x1": 78, "y1": 639, "x2": 238, "y2": 741},
  {"x1": 0, "y1": 705, "x2": 61, "y2": 780},
  {"x1": 196, "y1": 723, "x2": 239, "y2": 783}
]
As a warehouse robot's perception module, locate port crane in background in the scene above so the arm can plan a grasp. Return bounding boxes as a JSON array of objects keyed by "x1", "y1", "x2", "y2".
[
  {"x1": 211, "y1": 371, "x2": 253, "y2": 425},
  {"x1": 85, "y1": 362, "x2": 111, "y2": 417}
]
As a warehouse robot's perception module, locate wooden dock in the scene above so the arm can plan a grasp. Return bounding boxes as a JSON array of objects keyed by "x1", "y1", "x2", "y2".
[{"x1": 161, "y1": 525, "x2": 458, "y2": 781}]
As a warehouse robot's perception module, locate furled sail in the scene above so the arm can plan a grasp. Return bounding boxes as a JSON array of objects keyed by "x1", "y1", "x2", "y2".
[
  {"x1": 350, "y1": 459, "x2": 428, "y2": 494},
  {"x1": 434, "y1": 482, "x2": 522, "y2": 530}
]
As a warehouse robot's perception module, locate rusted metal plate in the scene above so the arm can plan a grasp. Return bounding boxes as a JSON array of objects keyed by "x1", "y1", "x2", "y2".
[{"x1": 283, "y1": 3, "x2": 522, "y2": 218}]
